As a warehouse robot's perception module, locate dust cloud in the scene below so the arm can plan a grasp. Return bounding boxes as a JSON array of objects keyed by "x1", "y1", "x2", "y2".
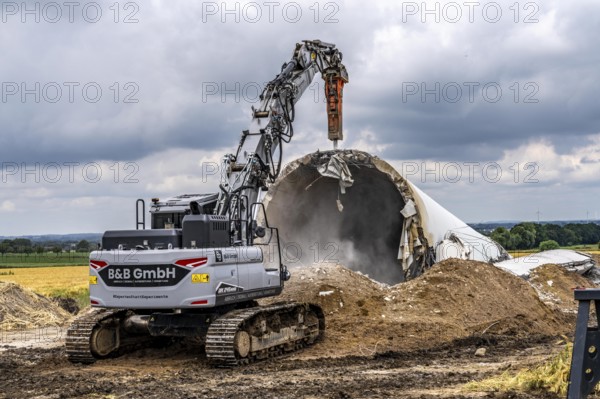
[{"x1": 266, "y1": 160, "x2": 405, "y2": 285}]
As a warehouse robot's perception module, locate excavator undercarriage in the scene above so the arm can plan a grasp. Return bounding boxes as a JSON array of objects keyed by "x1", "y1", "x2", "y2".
[{"x1": 66, "y1": 303, "x2": 325, "y2": 366}]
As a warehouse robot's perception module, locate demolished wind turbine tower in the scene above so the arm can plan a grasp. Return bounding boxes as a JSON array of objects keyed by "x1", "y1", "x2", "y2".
[{"x1": 263, "y1": 150, "x2": 510, "y2": 285}]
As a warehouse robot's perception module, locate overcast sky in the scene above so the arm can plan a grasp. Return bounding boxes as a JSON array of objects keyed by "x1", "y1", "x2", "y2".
[{"x1": 1, "y1": 0, "x2": 599, "y2": 235}]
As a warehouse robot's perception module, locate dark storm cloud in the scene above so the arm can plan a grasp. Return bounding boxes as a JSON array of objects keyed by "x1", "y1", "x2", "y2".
[
  {"x1": 0, "y1": 1, "x2": 388, "y2": 164},
  {"x1": 2, "y1": 0, "x2": 599, "y2": 166},
  {"x1": 1, "y1": 0, "x2": 600, "y2": 234}
]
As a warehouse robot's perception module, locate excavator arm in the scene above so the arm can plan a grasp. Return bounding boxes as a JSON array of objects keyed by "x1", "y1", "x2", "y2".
[{"x1": 215, "y1": 40, "x2": 348, "y2": 243}]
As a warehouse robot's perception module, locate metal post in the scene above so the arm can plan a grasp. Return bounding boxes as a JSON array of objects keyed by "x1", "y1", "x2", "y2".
[
  {"x1": 135, "y1": 199, "x2": 145, "y2": 230},
  {"x1": 567, "y1": 289, "x2": 600, "y2": 399}
]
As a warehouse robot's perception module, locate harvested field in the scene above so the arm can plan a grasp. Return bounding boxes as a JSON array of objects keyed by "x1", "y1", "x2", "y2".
[
  {"x1": 0, "y1": 266, "x2": 89, "y2": 309},
  {"x1": 0, "y1": 266, "x2": 88, "y2": 296}
]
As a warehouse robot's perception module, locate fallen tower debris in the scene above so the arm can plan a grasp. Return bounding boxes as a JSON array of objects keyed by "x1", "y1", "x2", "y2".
[{"x1": 263, "y1": 149, "x2": 595, "y2": 284}]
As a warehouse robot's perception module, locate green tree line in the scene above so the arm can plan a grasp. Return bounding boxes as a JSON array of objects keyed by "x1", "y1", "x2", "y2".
[
  {"x1": 0, "y1": 238, "x2": 93, "y2": 256},
  {"x1": 489, "y1": 223, "x2": 600, "y2": 250}
]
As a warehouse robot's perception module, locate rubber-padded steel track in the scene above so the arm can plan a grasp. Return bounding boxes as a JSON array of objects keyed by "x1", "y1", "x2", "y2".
[
  {"x1": 66, "y1": 308, "x2": 125, "y2": 364},
  {"x1": 205, "y1": 302, "x2": 323, "y2": 367}
]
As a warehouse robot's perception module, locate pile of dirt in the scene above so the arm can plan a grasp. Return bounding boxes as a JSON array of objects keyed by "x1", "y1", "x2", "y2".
[
  {"x1": 529, "y1": 264, "x2": 596, "y2": 314},
  {"x1": 0, "y1": 281, "x2": 71, "y2": 330},
  {"x1": 390, "y1": 259, "x2": 568, "y2": 336},
  {"x1": 263, "y1": 264, "x2": 390, "y2": 356},
  {"x1": 51, "y1": 297, "x2": 80, "y2": 315},
  {"x1": 263, "y1": 259, "x2": 569, "y2": 357}
]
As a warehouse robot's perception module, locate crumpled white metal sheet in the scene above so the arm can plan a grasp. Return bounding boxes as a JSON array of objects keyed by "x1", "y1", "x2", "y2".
[
  {"x1": 316, "y1": 153, "x2": 355, "y2": 194},
  {"x1": 407, "y1": 182, "x2": 508, "y2": 264},
  {"x1": 494, "y1": 249, "x2": 596, "y2": 278}
]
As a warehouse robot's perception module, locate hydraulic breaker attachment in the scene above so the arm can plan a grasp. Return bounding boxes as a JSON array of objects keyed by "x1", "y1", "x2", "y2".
[{"x1": 324, "y1": 67, "x2": 348, "y2": 149}]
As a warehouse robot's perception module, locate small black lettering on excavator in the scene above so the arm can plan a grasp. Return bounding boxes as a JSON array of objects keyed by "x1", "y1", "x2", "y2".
[{"x1": 216, "y1": 282, "x2": 243, "y2": 295}]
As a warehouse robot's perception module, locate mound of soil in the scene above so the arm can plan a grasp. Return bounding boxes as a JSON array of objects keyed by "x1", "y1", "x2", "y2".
[
  {"x1": 263, "y1": 259, "x2": 568, "y2": 357},
  {"x1": 391, "y1": 259, "x2": 567, "y2": 336},
  {"x1": 0, "y1": 281, "x2": 71, "y2": 330},
  {"x1": 51, "y1": 297, "x2": 80, "y2": 315},
  {"x1": 529, "y1": 264, "x2": 596, "y2": 314}
]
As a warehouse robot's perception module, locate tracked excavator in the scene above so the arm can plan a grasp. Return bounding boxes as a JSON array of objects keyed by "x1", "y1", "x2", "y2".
[{"x1": 66, "y1": 40, "x2": 349, "y2": 366}]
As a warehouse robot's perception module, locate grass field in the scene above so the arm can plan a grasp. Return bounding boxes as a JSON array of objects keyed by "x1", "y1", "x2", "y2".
[
  {"x1": 0, "y1": 265, "x2": 89, "y2": 308},
  {"x1": 0, "y1": 252, "x2": 89, "y2": 268}
]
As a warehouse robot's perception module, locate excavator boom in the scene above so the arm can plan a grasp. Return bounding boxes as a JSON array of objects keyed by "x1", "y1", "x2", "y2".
[{"x1": 215, "y1": 40, "x2": 349, "y2": 232}]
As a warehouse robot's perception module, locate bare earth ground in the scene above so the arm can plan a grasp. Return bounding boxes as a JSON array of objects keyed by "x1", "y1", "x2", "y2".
[
  {"x1": 0, "y1": 335, "x2": 572, "y2": 399},
  {"x1": 1, "y1": 259, "x2": 600, "y2": 399}
]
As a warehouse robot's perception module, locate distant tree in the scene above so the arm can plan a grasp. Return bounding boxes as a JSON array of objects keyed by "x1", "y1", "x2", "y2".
[
  {"x1": 12, "y1": 238, "x2": 32, "y2": 248},
  {"x1": 1, "y1": 239, "x2": 15, "y2": 254},
  {"x1": 559, "y1": 227, "x2": 580, "y2": 246},
  {"x1": 539, "y1": 240, "x2": 560, "y2": 251},
  {"x1": 491, "y1": 227, "x2": 512, "y2": 248},
  {"x1": 487, "y1": 223, "x2": 600, "y2": 249},
  {"x1": 76, "y1": 240, "x2": 91, "y2": 252},
  {"x1": 520, "y1": 222, "x2": 537, "y2": 233},
  {"x1": 34, "y1": 245, "x2": 44, "y2": 255},
  {"x1": 532, "y1": 223, "x2": 544, "y2": 247},
  {"x1": 52, "y1": 246, "x2": 62, "y2": 255},
  {"x1": 565, "y1": 223, "x2": 600, "y2": 245},
  {"x1": 510, "y1": 224, "x2": 536, "y2": 249},
  {"x1": 0, "y1": 243, "x2": 8, "y2": 258},
  {"x1": 538, "y1": 224, "x2": 561, "y2": 244}
]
